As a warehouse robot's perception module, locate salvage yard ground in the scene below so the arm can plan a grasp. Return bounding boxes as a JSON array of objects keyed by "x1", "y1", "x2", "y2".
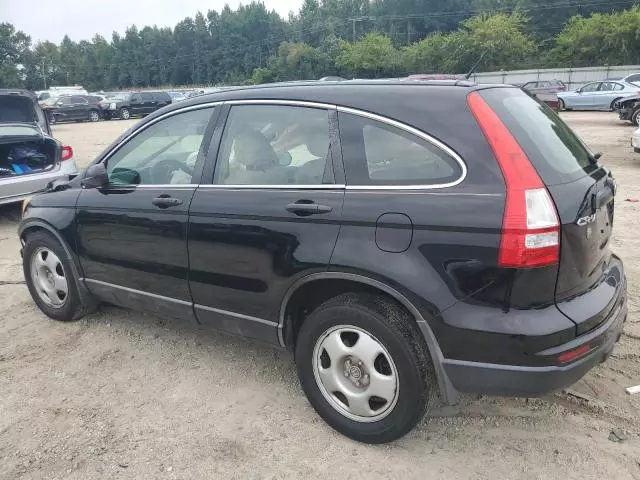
[{"x1": 1, "y1": 112, "x2": 640, "y2": 479}]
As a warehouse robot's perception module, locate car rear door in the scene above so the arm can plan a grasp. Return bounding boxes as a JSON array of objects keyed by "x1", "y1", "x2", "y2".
[
  {"x1": 70, "y1": 95, "x2": 90, "y2": 120},
  {"x1": 478, "y1": 87, "x2": 623, "y2": 335},
  {"x1": 75, "y1": 105, "x2": 218, "y2": 320},
  {"x1": 575, "y1": 82, "x2": 600, "y2": 108},
  {"x1": 140, "y1": 92, "x2": 156, "y2": 114},
  {"x1": 187, "y1": 102, "x2": 345, "y2": 344},
  {"x1": 129, "y1": 93, "x2": 143, "y2": 115}
]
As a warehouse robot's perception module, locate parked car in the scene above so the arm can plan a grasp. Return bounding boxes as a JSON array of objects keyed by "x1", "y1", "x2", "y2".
[
  {"x1": 37, "y1": 86, "x2": 89, "y2": 105},
  {"x1": 557, "y1": 81, "x2": 639, "y2": 111},
  {"x1": 167, "y1": 91, "x2": 187, "y2": 102},
  {"x1": 608, "y1": 73, "x2": 640, "y2": 86},
  {"x1": 521, "y1": 79, "x2": 566, "y2": 96},
  {"x1": 19, "y1": 81, "x2": 626, "y2": 444},
  {"x1": 0, "y1": 89, "x2": 77, "y2": 206},
  {"x1": 42, "y1": 94, "x2": 103, "y2": 124},
  {"x1": 614, "y1": 94, "x2": 640, "y2": 125},
  {"x1": 101, "y1": 91, "x2": 172, "y2": 120}
]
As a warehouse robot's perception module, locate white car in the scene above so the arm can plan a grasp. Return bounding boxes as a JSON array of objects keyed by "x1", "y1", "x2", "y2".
[{"x1": 632, "y1": 127, "x2": 640, "y2": 153}]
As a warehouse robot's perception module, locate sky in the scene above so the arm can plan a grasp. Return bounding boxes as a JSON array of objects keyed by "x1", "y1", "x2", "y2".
[{"x1": 1, "y1": 0, "x2": 303, "y2": 44}]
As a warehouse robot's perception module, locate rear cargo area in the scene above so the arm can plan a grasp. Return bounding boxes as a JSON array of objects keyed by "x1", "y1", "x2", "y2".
[{"x1": 0, "y1": 139, "x2": 57, "y2": 179}]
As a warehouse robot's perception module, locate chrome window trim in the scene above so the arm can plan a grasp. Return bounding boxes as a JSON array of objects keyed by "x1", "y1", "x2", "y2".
[
  {"x1": 100, "y1": 99, "x2": 467, "y2": 191},
  {"x1": 336, "y1": 106, "x2": 467, "y2": 190}
]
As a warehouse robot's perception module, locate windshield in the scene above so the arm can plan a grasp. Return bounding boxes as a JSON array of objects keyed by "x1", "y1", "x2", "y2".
[
  {"x1": 479, "y1": 87, "x2": 596, "y2": 185},
  {"x1": 0, "y1": 96, "x2": 38, "y2": 124}
]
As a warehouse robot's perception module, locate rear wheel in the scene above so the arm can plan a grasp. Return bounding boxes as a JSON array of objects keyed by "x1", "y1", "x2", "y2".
[
  {"x1": 558, "y1": 99, "x2": 565, "y2": 111},
  {"x1": 632, "y1": 108, "x2": 640, "y2": 126},
  {"x1": 119, "y1": 107, "x2": 131, "y2": 120},
  {"x1": 89, "y1": 110, "x2": 100, "y2": 122},
  {"x1": 295, "y1": 293, "x2": 436, "y2": 444},
  {"x1": 23, "y1": 231, "x2": 95, "y2": 321},
  {"x1": 610, "y1": 98, "x2": 622, "y2": 111}
]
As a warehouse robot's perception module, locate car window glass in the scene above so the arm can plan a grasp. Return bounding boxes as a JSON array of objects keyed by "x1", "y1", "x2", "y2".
[
  {"x1": 599, "y1": 82, "x2": 613, "y2": 92},
  {"x1": 59, "y1": 97, "x2": 73, "y2": 105},
  {"x1": 131, "y1": 94, "x2": 141, "y2": 102},
  {"x1": 539, "y1": 81, "x2": 550, "y2": 87},
  {"x1": 581, "y1": 83, "x2": 600, "y2": 92},
  {"x1": 105, "y1": 107, "x2": 214, "y2": 186},
  {"x1": 524, "y1": 82, "x2": 536, "y2": 88},
  {"x1": 614, "y1": 83, "x2": 625, "y2": 91},
  {"x1": 338, "y1": 112, "x2": 462, "y2": 186},
  {"x1": 141, "y1": 92, "x2": 154, "y2": 101},
  {"x1": 71, "y1": 95, "x2": 87, "y2": 104},
  {"x1": 627, "y1": 75, "x2": 640, "y2": 82},
  {"x1": 214, "y1": 105, "x2": 332, "y2": 186}
]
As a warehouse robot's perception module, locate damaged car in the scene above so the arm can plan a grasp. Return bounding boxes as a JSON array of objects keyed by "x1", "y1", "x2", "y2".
[
  {"x1": 0, "y1": 89, "x2": 78, "y2": 206},
  {"x1": 615, "y1": 94, "x2": 640, "y2": 125}
]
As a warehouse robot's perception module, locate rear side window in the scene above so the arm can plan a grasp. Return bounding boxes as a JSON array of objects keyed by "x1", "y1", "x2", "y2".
[
  {"x1": 338, "y1": 112, "x2": 463, "y2": 186},
  {"x1": 478, "y1": 88, "x2": 596, "y2": 185}
]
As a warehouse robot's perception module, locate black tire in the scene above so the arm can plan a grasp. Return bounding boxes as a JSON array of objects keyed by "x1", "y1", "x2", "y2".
[
  {"x1": 295, "y1": 293, "x2": 436, "y2": 444},
  {"x1": 23, "y1": 230, "x2": 95, "y2": 322},
  {"x1": 632, "y1": 109, "x2": 640, "y2": 126},
  {"x1": 558, "y1": 99, "x2": 566, "y2": 111},
  {"x1": 119, "y1": 107, "x2": 131, "y2": 120},
  {"x1": 89, "y1": 110, "x2": 100, "y2": 122},
  {"x1": 610, "y1": 98, "x2": 622, "y2": 111}
]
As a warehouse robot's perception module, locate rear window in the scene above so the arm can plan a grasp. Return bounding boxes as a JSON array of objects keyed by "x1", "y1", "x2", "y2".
[
  {"x1": 478, "y1": 88, "x2": 596, "y2": 185},
  {"x1": 0, "y1": 96, "x2": 37, "y2": 124}
]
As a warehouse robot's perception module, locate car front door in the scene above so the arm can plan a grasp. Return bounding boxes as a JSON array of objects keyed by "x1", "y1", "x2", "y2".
[
  {"x1": 75, "y1": 105, "x2": 219, "y2": 319},
  {"x1": 187, "y1": 102, "x2": 345, "y2": 344},
  {"x1": 129, "y1": 93, "x2": 143, "y2": 115},
  {"x1": 70, "y1": 95, "x2": 90, "y2": 120},
  {"x1": 592, "y1": 82, "x2": 616, "y2": 109},
  {"x1": 573, "y1": 82, "x2": 600, "y2": 109},
  {"x1": 140, "y1": 92, "x2": 156, "y2": 114}
]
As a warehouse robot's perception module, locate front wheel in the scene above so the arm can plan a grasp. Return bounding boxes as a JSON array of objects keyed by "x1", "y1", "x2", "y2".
[
  {"x1": 295, "y1": 293, "x2": 436, "y2": 444},
  {"x1": 119, "y1": 107, "x2": 131, "y2": 120},
  {"x1": 89, "y1": 110, "x2": 100, "y2": 122},
  {"x1": 631, "y1": 109, "x2": 640, "y2": 126},
  {"x1": 23, "y1": 231, "x2": 95, "y2": 321},
  {"x1": 558, "y1": 99, "x2": 565, "y2": 111}
]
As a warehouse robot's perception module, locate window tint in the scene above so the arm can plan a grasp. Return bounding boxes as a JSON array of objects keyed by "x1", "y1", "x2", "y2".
[
  {"x1": 338, "y1": 112, "x2": 462, "y2": 186},
  {"x1": 214, "y1": 105, "x2": 332, "y2": 186},
  {"x1": 627, "y1": 74, "x2": 640, "y2": 82},
  {"x1": 581, "y1": 83, "x2": 600, "y2": 92},
  {"x1": 58, "y1": 97, "x2": 73, "y2": 105},
  {"x1": 105, "y1": 107, "x2": 214, "y2": 185},
  {"x1": 600, "y1": 82, "x2": 614, "y2": 92},
  {"x1": 614, "y1": 83, "x2": 625, "y2": 91},
  {"x1": 140, "y1": 92, "x2": 154, "y2": 101},
  {"x1": 524, "y1": 82, "x2": 536, "y2": 89},
  {"x1": 71, "y1": 95, "x2": 87, "y2": 104},
  {"x1": 539, "y1": 81, "x2": 551, "y2": 87},
  {"x1": 131, "y1": 93, "x2": 141, "y2": 102},
  {"x1": 479, "y1": 88, "x2": 596, "y2": 186}
]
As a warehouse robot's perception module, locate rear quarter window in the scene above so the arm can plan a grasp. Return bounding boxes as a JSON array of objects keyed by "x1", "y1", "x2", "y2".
[
  {"x1": 478, "y1": 88, "x2": 596, "y2": 185},
  {"x1": 338, "y1": 112, "x2": 464, "y2": 186}
]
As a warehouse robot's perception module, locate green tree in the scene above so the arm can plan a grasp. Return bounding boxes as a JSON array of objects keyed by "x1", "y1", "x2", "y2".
[
  {"x1": 0, "y1": 23, "x2": 31, "y2": 88},
  {"x1": 336, "y1": 32, "x2": 400, "y2": 77}
]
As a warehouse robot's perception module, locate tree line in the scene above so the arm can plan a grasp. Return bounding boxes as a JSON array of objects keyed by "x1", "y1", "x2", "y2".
[{"x1": 1, "y1": 0, "x2": 639, "y2": 91}]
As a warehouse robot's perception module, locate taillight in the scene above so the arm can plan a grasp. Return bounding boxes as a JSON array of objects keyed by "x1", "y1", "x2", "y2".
[
  {"x1": 61, "y1": 146, "x2": 73, "y2": 161},
  {"x1": 467, "y1": 91, "x2": 560, "y2": 268}
]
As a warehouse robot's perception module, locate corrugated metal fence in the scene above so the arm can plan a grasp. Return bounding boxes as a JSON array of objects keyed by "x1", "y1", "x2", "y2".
[{"x1": 469, "y1": 65, "x2": 640, "y2": 89}]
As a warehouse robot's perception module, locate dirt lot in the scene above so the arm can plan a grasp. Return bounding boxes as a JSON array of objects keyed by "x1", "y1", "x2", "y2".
[{"x1": 1, "y1": 113, "x2": 640, "y2": 479}]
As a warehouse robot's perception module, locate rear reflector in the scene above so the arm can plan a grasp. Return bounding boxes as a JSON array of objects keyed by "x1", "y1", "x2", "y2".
[
  {"x1": 61, "y1": 146, "x2": 73, "y2": 161},
  {"x1": 557, "y1": 344, "x2": 592, "y2": 363},
  {"x1": 468, "y1": 92, "x2": 560, "y2": 268}
]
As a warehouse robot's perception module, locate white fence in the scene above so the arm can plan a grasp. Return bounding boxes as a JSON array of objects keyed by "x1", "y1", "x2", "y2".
[{"x1": 469, "y1": 65, "x2": 640, "y2": 89}]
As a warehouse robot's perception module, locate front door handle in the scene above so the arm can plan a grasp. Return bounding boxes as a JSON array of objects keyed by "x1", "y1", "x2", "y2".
[
  {"x1": 152, "y1": 196, "x2": 183, "y2": 209},
  {"x1": 286, "y1": 202, "x2": 332, "y2": 215}
]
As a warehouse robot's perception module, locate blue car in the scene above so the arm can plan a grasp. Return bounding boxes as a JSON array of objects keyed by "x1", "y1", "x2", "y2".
[{"x1": 558, "y1": 80, "x2": 640, "y2": 111}]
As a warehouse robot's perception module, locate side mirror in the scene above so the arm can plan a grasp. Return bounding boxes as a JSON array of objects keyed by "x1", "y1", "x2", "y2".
[
  {"x1": 81, "y1": 163, "x2": 108, "y2": 189},
  {"x1": 576, "y1": 88, "x2": 583, "y2": 94}
]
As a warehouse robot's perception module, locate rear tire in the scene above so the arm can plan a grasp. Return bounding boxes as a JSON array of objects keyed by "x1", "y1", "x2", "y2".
[
  {"x1": 558, "y1": 99, "x2": 565, "y2": 111},
  {"x1": 295, "y1": 293, "x2": 436, "y2": 444},
  {"x1": 632, "y1": 109, "x2": 640, "y2": 126},
  {"x1": 89, "y1": 110, "x2": 100, "y2": 122},
  {"x1": 23, "y1": 231, "x2": 95, "y2": 322},
  {"x1": 119, "y1": 107, "x2": 131, "y2": 120}
]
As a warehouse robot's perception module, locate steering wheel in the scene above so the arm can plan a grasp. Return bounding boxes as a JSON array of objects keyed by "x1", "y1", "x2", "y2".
[{"x1": 149, "y1": 159, "x2": 193, "y2": 184}]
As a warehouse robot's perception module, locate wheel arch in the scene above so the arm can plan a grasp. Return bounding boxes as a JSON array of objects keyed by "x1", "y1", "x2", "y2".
[
  {"x1": 19, "y1": 220, "x2": 92, "y2": 304},
  {"x1": 279, "y1": 272, "x2": 459, "y2": 404}
]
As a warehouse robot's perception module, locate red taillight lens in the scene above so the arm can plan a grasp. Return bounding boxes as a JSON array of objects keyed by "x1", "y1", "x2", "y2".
[
  {"x1": 557, "y1": 344, "x2": 591, "y2": 363},
  {"x1": 467, "y1": 92, "x2": 560, "y2": 268},
  {"x1": 61, "y1": 146, "x2": 73, "y2": 161}
]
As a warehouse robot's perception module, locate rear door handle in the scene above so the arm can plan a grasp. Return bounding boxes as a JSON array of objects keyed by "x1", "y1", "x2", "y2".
[
  {"x1": 152, "y1": 196, "x2": 183, "y2": 208},
  {"x1": 286, "y1": 202, "x2": 332, "y2": 215}
]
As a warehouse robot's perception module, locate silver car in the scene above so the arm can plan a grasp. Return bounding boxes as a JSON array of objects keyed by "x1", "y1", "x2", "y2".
[
  {"x1": 0, "y1": 90, "x2": 78, "y2": 206},
  {"x1": 558, "y1": 80, "x2": 639, "y2": 111}
]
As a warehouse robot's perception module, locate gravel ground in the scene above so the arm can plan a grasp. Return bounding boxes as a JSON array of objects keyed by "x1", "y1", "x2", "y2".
[{"x1": 1, "y1": 113, "x2": 640, "y2": 479}]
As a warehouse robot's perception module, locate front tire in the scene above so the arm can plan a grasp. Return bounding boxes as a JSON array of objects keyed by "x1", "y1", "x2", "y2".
[
  {"x1": 23, "y1": 231, "x2": 94, "y2": 321},
  {"x1": 558, "y1": 99, "x2": 565, "y2": 111},
  {"x1": 631, "y1": 108, "x2": 640, "y2": 126},
  {"x1": 89, "y1": 110, "x2": 100, "y2": 122},
  {"x1": 119, "y1": 107, "x2": 131, "y2": 120},
  {"x1": 611, "y1": 98, "x2": 622, "y2": 111},
  {"x1": 295, "y1": 293, "x2": 436, "y2": 444}
]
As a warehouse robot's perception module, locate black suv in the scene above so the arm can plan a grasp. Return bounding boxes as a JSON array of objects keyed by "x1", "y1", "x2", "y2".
[
  {"x1": 19, "y1": 81, "x2": 627, "y2": 443},
  {"x1": 101, "y1": 91, "x2": 172, "y2": 120},
  {"x1": 43, "y1": 95, "x2": 103, "y2": 124}
]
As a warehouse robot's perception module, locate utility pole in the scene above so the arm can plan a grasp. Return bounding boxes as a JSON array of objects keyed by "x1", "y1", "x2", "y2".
[
  {"x1": 352, "y1": 18, "x2": 356, "y2": 42},
  {"x1": 41, "y1": 59, "x2": 47, "y2": 89}
]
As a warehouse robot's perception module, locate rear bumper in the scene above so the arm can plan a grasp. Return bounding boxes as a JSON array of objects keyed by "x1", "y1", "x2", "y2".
[{"x1": 443, "y1": 286, "x2": 627, "y2": 397}]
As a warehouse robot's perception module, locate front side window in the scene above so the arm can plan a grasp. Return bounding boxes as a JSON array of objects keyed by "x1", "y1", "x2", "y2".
[
  {"x1": 581, "y1": 83, "x2": 600, "y2": 93},
  {"x1": 105, "y1": 107, "x2": 214, "y2": 185},
  {"x1": 338, "y1": 112, "x2": 462, "y2": 186},
  {"x1": 214, "y1": 105, "x2": 332, "y2": 186}
]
